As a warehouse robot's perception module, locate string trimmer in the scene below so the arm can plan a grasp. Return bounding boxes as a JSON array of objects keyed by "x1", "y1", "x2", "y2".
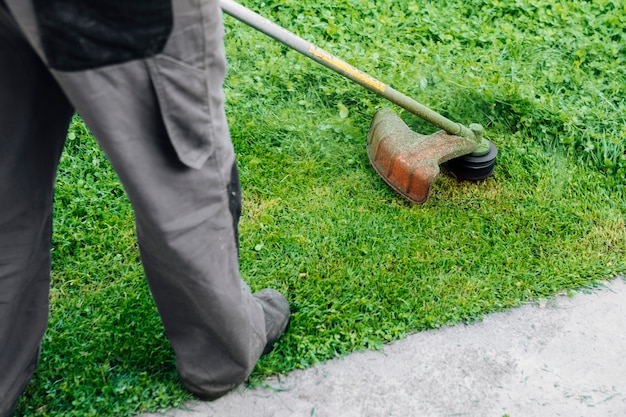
[{"x1": 220, "y1": 0, "x2": 498, "y2": 203}]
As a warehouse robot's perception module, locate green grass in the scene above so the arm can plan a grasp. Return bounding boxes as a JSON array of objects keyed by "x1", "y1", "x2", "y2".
[{"x1": 15, "y1": 0, "x2": 625, "y2": 415}]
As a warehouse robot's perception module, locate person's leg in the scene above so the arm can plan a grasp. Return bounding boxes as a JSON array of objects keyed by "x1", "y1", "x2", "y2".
[
  {"x1": 7, "y1": 0, "x2": 289, "y2": 400},
  {"x1": 0, "y1": 2, "x2": 74, "y2": 415},
  {"x1": 67, "y1": 61, "x2": 271, "y2": 397}
]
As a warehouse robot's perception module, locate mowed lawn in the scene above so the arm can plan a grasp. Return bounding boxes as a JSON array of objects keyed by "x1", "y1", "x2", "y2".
[{"x1": 16, "y1": 0, "x2": 625, "y2": 415}]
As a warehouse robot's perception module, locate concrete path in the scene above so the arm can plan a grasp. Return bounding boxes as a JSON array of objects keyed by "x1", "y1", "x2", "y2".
[{"x1": 141, "y1": 276, "x2": 626, "y2": 417}]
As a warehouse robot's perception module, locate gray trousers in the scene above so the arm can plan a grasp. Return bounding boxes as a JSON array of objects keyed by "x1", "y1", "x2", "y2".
[{"x1": 0, "y1": 1, "x2": 267, "y2": 414}]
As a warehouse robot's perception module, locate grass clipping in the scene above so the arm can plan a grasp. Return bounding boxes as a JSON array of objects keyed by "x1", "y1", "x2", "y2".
[{"x1": 16, "y1": 0, "x2": 626, "y2": 416}]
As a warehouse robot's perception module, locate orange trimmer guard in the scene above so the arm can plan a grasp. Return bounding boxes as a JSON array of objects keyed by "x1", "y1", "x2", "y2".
[{"x1": 367, "y1": 108, "x2": 479, "y2": 203}]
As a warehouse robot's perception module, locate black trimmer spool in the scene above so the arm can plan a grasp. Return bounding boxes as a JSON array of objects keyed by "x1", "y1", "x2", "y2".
[{"x1": 445, "y1": 139, "x2": 498, "y2": 181}]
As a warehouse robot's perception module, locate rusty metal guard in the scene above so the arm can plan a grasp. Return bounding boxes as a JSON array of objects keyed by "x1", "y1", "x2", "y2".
[{"x1": 367, "y1": 108, "x2": 480, "y2": 203}]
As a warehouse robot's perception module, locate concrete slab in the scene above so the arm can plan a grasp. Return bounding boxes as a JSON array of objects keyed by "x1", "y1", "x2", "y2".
[{"x1": 140, "y1": 276, "x2": 626, "y2": 417}]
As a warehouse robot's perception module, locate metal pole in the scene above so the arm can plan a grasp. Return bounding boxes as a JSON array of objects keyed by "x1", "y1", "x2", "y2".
[{"x1": 220, "y1": 0, "x2": 480, "y2": 142}]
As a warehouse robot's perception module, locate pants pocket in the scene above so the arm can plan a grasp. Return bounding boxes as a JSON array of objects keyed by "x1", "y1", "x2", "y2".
[{"x1": 147, "y1": 54, "x2": 214, "y2": 169}]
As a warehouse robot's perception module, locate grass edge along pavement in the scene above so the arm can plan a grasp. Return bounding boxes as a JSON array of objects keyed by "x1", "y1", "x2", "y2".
[{"x1": 14, "y1": 0, "x2": 626, "y2": 415}]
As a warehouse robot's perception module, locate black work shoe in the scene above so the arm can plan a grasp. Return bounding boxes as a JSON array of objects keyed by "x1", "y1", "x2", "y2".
[{"x1": 253, "y1": 289, "x2": 291, "y2": 354}]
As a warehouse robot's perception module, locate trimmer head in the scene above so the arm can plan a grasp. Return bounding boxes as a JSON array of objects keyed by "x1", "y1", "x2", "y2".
[
  {"x1": 445, "y1": 140, "x2": 498, "y2": 181},
  {"x1": 367, "y1": 108, "x2": 487, "y2": 203}
]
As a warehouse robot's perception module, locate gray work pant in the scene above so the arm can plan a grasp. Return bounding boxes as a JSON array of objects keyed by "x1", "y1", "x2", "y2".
[{"x1": 0, "y1": 1, "x2": 267, "y2": 414}]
